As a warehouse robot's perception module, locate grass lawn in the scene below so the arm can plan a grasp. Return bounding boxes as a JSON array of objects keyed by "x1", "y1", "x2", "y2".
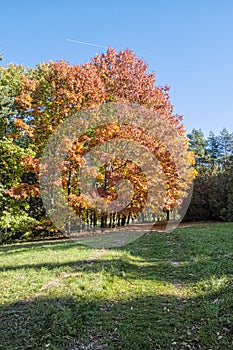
[{"x1": 0, "y1": 222, "x2": 233, "y2": 349}]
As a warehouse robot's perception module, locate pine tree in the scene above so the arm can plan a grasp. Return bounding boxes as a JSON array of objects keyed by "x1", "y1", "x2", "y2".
[
  {"x1": 207, "y1": 131, "x2": 220, "y2": 168},
  {"x1": 187, "y1": 129, "x2": 207, "y2": 166},
  {"x1": 218, "y1": 128, "x2": 233, "y2": 165}
]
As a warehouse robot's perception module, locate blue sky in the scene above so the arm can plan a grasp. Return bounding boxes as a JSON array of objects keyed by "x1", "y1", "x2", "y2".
[{"x1": 1, "y1": 0, "x2": 232, "y2": 136}]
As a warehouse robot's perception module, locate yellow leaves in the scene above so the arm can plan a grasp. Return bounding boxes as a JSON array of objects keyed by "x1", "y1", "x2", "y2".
[
  {"x1": 72, "y1": 141, "x2": 85, "y2": 154},
  {"x1": 24, "y1": 156, "x2": 41, "y2": 173},
  {"x1": 14, "y1": 76, "x2": 38, "y2": 111},
  {"x1": 13, "y1": 118, "x2": 34, "y2": 138},
  {"x1": 46, "y1": 125, "x2": 54, "y2": 132},
  {"x1": 68, "y1": 194, "x2": 91, "y2": 210},
  {"x1": 192, "y1": 168, "x2": 198, "y2": 178}
]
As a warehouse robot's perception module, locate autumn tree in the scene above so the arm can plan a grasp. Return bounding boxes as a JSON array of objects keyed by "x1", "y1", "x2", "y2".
[{"x1": 7, "y1": 48, "x2": 195, "y2": 236}]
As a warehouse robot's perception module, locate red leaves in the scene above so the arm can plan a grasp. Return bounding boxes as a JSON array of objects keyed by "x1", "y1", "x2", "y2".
[
  {"x1": 14, "y1": 60, "x2": 106, "y2": 144},
  {"x1": 7, "y1": 183, "x2": 40, "y2": 199},
  {"x1": 14, "y1": 48, "x2": 185, "y2": 145},
  {"x1": 92, "y1": 47, "x2": 156, "y2": 105},
  {"x1": 11, "y1": 47, "x2": 195, "y2": 216}
]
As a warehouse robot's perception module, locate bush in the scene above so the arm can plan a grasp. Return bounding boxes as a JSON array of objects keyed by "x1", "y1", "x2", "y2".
[{"x1": 0, "y1": 209, "x2": 39, "y2": 243}]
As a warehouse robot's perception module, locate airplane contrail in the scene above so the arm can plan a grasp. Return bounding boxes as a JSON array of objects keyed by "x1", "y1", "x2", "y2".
[
  {"x1": 66, "y1": 38, "x2": 152, "y2": 58},
  {"x1": 66, "y1": 38, "x2": 109, "y2": 49}
]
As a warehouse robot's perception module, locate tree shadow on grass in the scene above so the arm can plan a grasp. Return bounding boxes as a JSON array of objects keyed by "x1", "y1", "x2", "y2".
[
  {"x1": 0, "y1": 239, "x2": 90, "y2": 255},
  {"x1": 1, "y1": 227, "x2": 233, "y2": 349},
  {"x1": 0, "y1": 248, "x2": 232, "y2": 288},
  {"x1": 1, "y1": 230, "x2": 233, "y2": 287},
  {"x1": 0, "y1": 284, "x2": 233, "y2": 350}
]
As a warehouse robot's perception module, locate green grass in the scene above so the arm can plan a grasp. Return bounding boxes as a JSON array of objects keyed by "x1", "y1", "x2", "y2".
[{"x1": 0, "y1": 222, "x2": 233, "y2": 349}]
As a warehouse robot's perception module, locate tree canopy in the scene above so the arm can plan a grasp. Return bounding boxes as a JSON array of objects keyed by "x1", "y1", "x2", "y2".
[{"x1": 2, "y1": 48, "x2": 225, "y2": 242}]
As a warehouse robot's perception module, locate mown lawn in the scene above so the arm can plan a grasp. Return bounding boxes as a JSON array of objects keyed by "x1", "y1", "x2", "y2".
[{"x1": 0, "y1": 222, "x2": 233, "y2": 349}]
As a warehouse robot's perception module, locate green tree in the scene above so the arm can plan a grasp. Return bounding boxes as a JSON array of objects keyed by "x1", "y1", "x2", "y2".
[
  {"x1": 0, "y1": 63, "x2": 39, "y2": 243},
  {"x1": 187, "y1": 129, "x2": 208, "y2": 166},
  {"x1": 207, "y1": 131, "x2": 220, "y2": 168},
  {"x1": 185, "y1": 128, "x2": 233, "y2": 223},
  {"x1": 218, "y1": 128, "x2": 233, "y2": 164},
  {"x1": 220, "y1": 155, "x2": 233, "y2": 221}
]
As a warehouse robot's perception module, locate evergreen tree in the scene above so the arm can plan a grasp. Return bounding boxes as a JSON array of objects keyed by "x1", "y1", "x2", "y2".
[
  {"x1": 220, "y1": 155, "x2": 233, "y2": 221},
  {"x1": 187, "y1": 129, "x2": 208, "y2": 166},
  {"x1": 207, "y1": 131, "x2": 220, "y2": 168},
  {"x1": 185, "y1": 128, "x2": 233, "y2": 223},
  {"x1": 218, "y1": 128, "x2": 233, "y2": 164}
]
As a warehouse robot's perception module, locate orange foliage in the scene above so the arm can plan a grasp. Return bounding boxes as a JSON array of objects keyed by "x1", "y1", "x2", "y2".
[{"x1": 12, "y1": 48, "x2": 195, "y2": 226}]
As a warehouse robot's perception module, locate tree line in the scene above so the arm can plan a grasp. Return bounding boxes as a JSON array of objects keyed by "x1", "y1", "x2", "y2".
[{"x1": 184, "y1": 128, "x2": 233, "y2": 222}]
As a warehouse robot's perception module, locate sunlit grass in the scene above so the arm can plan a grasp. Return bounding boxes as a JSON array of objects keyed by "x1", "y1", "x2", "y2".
[{"x1": 0, "y1": 222, "x2": 233, "y2": 349}]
